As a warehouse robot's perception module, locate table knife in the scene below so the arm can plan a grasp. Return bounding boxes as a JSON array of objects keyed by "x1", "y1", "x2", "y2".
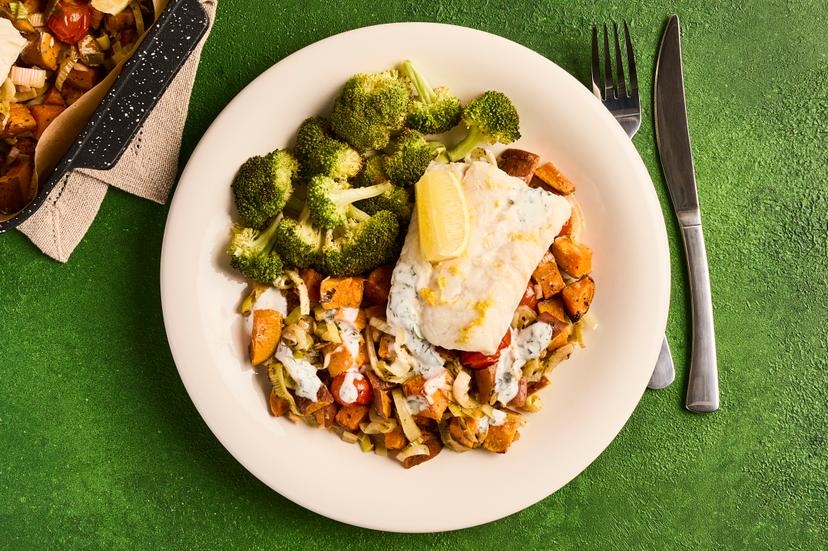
[{"x1": 654, "y1": 15, "x2": 720, "y2": 412}]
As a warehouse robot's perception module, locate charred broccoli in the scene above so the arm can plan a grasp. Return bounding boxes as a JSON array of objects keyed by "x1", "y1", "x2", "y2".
[
  {"x1": 226, "y1": 216, "x2": 285, "y2": 283},
  {"x1": 383, "y1": 129, "x2": 445, "y2": 187},
  {"x1": 400, "y1": 60, "x2": 462, "y2": 135},
  {"x1": 273, "y1": 207, "x2": 324, "y2": 269},
  {"x1": 330, "y1": 70, "x2": 410, "y2": 152},
  {"x1": 306, "y1": 175, "x2": 394, "y2": 230},
  {"x1": 447, "y1": 91, "x2": 521, "y2": 161},
  {"x1": 295, "y1": 117, "x2": 363, "y2": 179},
  {"x1": 231, "y1": 150, "x2": 298, "y2": 228},
  {"x1": 323, "y1": 211, "x2": 401, "y2": 276}
]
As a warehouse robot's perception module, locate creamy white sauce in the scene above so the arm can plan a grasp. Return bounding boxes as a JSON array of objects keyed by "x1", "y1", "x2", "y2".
[
  {"x1": 336, "y1": 321, "x2": 361, "y2": 361},
  {"x1": 255, "y1": 287, "x2": 288, "y2": 316},
  {"x1": 423, "y1": 370, "x2": 448, "y2": 397},
  {"x1": 488, "y1": 408, "x2": 507, "y2": 426},
  {"x1": 477, "y1": 416, "x2": 490, "y2": 433},
  {"x1": 274, "y1": 343, "x2": 322, "y2": 401},
  {"x1": 494, "y1": 322, "x2": 553, "y2": 404},
  {"x1": 338, "y1": 368, "x2": 361, "y2": 404},
  {"x1": 387, "y1": 259, "x2": 445, "y2": 378},
  {"x1": 337, "y1": 307, "x2": 360, "y2": 324},
  {"x1": 406, "y1": 395, "x2": 429, "y2": 414}
]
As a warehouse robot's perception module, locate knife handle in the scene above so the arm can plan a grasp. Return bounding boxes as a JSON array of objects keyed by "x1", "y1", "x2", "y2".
[{"x1": 681, "y1": 224, "x2": 719, "y2": 412}]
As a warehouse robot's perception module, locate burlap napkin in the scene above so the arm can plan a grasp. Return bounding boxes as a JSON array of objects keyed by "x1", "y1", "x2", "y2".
[{"x1": 19, "y1": 0, "x2": 218, "y2": 263}]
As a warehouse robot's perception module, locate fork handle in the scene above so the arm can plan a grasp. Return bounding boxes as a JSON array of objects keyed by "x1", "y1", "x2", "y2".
[{"x1": 681, "y1": 224, "x2": 719, "y2": 412}]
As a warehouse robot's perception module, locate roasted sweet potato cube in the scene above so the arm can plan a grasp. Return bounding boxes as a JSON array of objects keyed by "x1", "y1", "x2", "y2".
[
  {"x1": 417, "y1": 389, "x2": 449, "y2": 421},
  {"x1": 314, "y1": 403, "x2": 337, "y2": 428},
  {"x1": 539, "y1": 312, "x2": 573, "y2": 350},
  {"x1": 498, "y1": 149, "x2": 541, "y2": 182},
  {"x1": 398, "y1": 432, "x2": 442, "y2": 469},
  {"x1": 363, "y1": 265, "x2": 393, "y2": 305},
  {"x1": 249, "y1": 309, "x2": 282, "y2": 366},
  {"x1": 30, "y1": 104, "x2": 65, "y2": 139},
  {"x1": 62, "y1": 85, "x2": 84, "y2": 106},
  {"x1": 508, "y1": 376, "x2": 529, "y2": 408},
  {"x1": 532, "y1": 252, "x2": 565, "y2": 298},
  {"x1": 320, "y1": 276, "x2": 364, "y2": 309},
  {"x1": 537, "y1": 297, "x2": 565, "y2": 321},
  {"x1": 42, "y1": 86, "x2": 65, "y2": 106},
  {"x1": 295, "y1": 385, "x2": 334, "y2": 416},
  {"x1": 65, "y1": 63, "x2": 100, "y2": 91},
  {"x1": 105, "y1": 10, "x2": 134, "y2": 32},
  {"x1": 551, "y1": 237, "x2": 592, "y2": 278},
  {"x1": 269, "y1": 388, "x2": 290, "y2": 417},
  {"x1": 2, "y1": 158, "x2": 33, "y2": 202},
  {"x1": 20, "y1": 31, "x2": 61, "y2": 71},
  {"x1": 3, "y1": 104, "x2": 36, "y2": 137},
  {"x1": 532, "y1": 162, "x2": 576, "y2": 195},
  {"x1": 474, "y1": 363, "x2": 498, "y2": 405},
  {"x1": 335, "y1": 404, "x2": 369, "y2": 432},
  {"x1": 557, "y1": 215, "x2": 574, "y2": 238},
  {"x1": 90, "y1": 7, "x2": 105, "y2": 29},
  {"x1": 401, "y1": 375, "x2": 426, "y2": 397},
  {"x1": 383, "y1": 425, "x2": 407, "y2": 450},
  {"x1": 482, "y1": 415, "x2": 521, "y2": 453},
  {"x1": 561, "y1": 276, "x2": 595, "y2": 322},
  {"x1": 0, "y1": 176, "x2": 24, "y2": 214},
  {"x1": 364, "y1": 371, "x2": 393, "y2": 419},
  {"x1": 324, "y1": 343, "x2": 354, "y2": 378},
  {"x1": 448, "y1": 416, "x2": 479, "y2": 448},
  {"x1": 299, "y1": 267, "x2": 322, "y2": 303}
]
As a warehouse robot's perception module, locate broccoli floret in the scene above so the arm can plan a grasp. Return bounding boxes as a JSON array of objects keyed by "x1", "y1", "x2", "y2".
[
  {"x1": 295, "y1": 117, "x2": 363, "y2": 179},
  {"x1": 352, "y1": 154, "x2": 387, "y2": 188},
  {"x1": 323, "y1": 211, "x2": 401, "y2": 276},
  {"x1": 400, "y1": 60, "x2": 462, "y2": 135},
  {"x1": 227, "y1": 216, "x2": 284, "y2": 283},
  {"x1": 383, "y1": 129, "x2": 445, "y2": 187},
  {"x1": 231, "y1": 150, "x2": 298, "y2": 228},
  {"x1": 273, "y1": 207, "x2": 324, "y2": 269},
  {"x1": 306, "y1": 175, "x2": 394, "y2": 230},
  {"x1": 330, "y1": 70, "x2": 410, "y2": 152},
  {"x1": 446, "y1": 91, "x2": 521, "y2": 162}
]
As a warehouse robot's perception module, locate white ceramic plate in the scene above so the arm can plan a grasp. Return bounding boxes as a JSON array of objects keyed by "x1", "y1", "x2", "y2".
[{"x1": 161, "y1": 23, "x2": 670, "y2": 533}]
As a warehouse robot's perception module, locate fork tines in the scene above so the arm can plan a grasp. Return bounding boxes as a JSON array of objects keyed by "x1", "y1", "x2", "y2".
[{"x1": 591, "y1": 20, "x2": 638, "y2": 101}]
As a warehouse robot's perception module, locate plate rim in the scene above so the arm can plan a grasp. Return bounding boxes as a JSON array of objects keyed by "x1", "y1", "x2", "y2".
[{"x1": 161, "y1": 21, "x2": 671, "y2": 533}]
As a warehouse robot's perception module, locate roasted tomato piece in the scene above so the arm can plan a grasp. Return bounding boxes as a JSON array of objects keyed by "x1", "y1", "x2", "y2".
[
  {"x1": 460, "y1": 330, "x2": 512, "y2": 369},
  {"x1": 331, "y1": 371, "x2": 373, "y2": 406},
  {"x1": 518, "y1": 282, "x2": 538, "y2": 310},
  {"x1": 48, "y1": 2, "x2": 92, "y2": 44}
]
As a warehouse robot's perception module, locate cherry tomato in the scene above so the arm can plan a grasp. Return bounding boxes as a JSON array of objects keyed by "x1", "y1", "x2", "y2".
[
  {"x1": 518, "y1": 282, "x2": 538, "y2": 310},
  {"x1": 331, "y1": 371, "x2": 373, "y2": 406},
  {"x1": 48, "y1": 2, "x2": 92, "y2": 44},
  {"x1": 460, "y1": 330, "x2": 512, "y2": 369}
]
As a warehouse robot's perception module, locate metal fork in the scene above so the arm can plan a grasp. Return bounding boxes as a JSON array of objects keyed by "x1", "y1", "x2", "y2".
[{"x1": 591, "y1": 21, "x2": 676, "y2": 390}]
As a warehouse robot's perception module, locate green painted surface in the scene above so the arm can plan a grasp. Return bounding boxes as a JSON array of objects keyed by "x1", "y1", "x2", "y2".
[{"x1": 1, "y1": 0, "x2": 826, "y2": 548}]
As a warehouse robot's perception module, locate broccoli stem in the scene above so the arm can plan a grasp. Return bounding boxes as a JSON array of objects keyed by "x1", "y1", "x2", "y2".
[
  {"x1": 447, "y1": 126, "x2": 486, "y2": 161},
  {"x1": 253, "y1": 214, "x2": 283, "y2": 251},
  {"x1": 333, "y1": 182, "x2": 394, "y2": 207},
  {"x1": 401, "y1": 60, "x2": 436, "y2": 104},
  {"x1": 348, "y1": 205, "x2": 371, "y2": 222}
]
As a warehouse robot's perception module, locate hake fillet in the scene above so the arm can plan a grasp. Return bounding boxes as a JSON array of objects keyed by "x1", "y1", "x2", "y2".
[{"x1": 387, "y1": 160, "x2": 572, "y2": 355}]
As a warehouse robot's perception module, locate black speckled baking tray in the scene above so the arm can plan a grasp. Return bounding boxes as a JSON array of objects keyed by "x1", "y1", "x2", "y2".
[{"x1": 0, "y1": 0, "x2": 210, "y2": 233}]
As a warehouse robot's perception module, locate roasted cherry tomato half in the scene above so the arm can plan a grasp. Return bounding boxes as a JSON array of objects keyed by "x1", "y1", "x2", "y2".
[
  {"x1": 48, "y1": 2, "x2": 92, "y2": 44},
  {"x1": 460, "y1": 330, "x2": 512, "y2": 369},
  {"x1": 331, "y1": 371, "x2": 373, "y2": 406},
  {"x1": 519, "y1": 282, "x2": 538, "y2": 310}
]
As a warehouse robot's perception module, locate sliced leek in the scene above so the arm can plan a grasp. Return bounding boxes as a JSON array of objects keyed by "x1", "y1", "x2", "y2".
[{"x1": 391, "y1": 388, "x2": 422, "y2": 443}]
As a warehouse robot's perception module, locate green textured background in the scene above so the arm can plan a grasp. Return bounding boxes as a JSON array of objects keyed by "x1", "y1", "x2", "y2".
[{"x1": 1, "y1": 0, "x2": 826, "y2": 548}]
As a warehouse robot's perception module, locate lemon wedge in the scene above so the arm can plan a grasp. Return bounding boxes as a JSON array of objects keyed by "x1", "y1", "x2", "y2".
[
  {"x1": 416, "y1": 168, "x2": 470, "y2": 262},
  {"x1": 90, "y1": 0, "x2": 132, "y2": 15}
]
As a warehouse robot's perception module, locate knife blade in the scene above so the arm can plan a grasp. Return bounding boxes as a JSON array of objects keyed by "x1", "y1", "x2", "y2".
[{"x1": 654, "y1": 15, "x2": 720, "y2": 412}]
